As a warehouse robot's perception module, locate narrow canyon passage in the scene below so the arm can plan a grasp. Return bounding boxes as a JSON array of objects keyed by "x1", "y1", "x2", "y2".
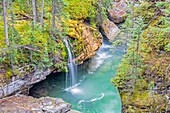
[{"x1": 30, "y1": 37, "x2": 125, "y2": 113}]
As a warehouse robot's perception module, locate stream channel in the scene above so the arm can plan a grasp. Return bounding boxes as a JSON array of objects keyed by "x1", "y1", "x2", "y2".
[{"x1": 29, "y1": 37, "x2": 125, "y2": 113}]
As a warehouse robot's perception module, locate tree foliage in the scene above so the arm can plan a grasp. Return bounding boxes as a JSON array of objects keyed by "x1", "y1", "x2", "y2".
[{"x1": 112, "y1": 1, "x2": 170, "y2": 112}]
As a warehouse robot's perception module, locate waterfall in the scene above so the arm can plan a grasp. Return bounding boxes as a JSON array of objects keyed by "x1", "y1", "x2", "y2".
[{"x1": 63, "y1": 38, "x2": 77, "y2": 88}]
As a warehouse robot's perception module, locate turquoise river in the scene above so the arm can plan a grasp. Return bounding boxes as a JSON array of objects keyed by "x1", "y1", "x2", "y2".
[{"x1": 30, "y1": 37, "x2": 125, "y2": 113}]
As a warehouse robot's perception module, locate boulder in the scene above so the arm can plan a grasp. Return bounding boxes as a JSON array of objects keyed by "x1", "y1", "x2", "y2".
[
  {"x1": 113, "y1": 0, "x2": 128, "y2": 12},
  {"x1": 108, "y1": 0, "x2": 127, "y2": 23},
  {"x1": 102, "y1": 19, "x2": 120, "y2": 41},
  {"x1": 0, "y1": 95, "x2": 81, "y2": 113},
  {"x1": 108, "y1": 8, "x2": 127, "y2": 24}
]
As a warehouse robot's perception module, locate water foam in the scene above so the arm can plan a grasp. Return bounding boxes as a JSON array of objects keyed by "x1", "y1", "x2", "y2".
[{"x1": 78, "y1": 92, "x2": 105, "y2": 105}]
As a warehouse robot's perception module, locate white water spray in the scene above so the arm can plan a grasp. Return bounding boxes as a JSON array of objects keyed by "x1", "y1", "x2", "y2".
[{"x1": 63, "y1": 38, "x2": 77, "y2": 87}]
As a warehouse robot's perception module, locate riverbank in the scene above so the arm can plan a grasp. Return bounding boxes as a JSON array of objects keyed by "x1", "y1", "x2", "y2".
[{"x1": 112, "y1": 1, "x2": 170, "y2": 112}]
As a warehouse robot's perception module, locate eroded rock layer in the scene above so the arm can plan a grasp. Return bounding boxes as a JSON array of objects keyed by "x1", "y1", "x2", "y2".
[
  {"x1": 0, "y1": 95, "x2": 81, "y2": 113},
  {"x1": 66, "y1": 20, "x2": 102, "y2": 64}
]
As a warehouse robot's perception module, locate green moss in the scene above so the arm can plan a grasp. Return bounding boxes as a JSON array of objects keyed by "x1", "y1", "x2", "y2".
[
  {"x1": 5, "y1": 69, "x2": 13, "y2": 79},
  {"x1": 64, "y1": 0, "x2": 97, "y2": 20},
  {"x1": 113, "y1": 1, "x2": 170, "y2": 112},
  {"x1": 121, "y1": 86, "x2": 167, "y2": 113},
  {"x1": 13, "y1": 69, "x2": 22, "y2": 76},
  {"x1": 134, "y1": 2, "x2": 156, "y2": 24}
]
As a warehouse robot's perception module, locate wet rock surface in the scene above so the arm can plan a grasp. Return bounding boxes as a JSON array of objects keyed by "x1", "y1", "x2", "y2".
[
  {"x1": 0, "y1": 95, "x2": 81, "y2": 113},
  {"x1": 102, "y1": 19, "x2": 120, "y2": 41}
]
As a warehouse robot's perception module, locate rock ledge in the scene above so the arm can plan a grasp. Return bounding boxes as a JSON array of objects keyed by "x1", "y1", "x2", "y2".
[{"x1": 0, "y1": 95, "x2": 81, "y2": 113}]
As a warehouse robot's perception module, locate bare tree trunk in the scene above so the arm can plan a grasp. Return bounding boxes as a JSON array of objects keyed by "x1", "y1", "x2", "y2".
[
  {"x1": 56, "y1": 0, "x2": 62, "y2": 21},
  {"x1": 36, "y1": 1, "x2": 40, "y2": 22},
  {"x1": 40, "y1": 0, "x2": 44, "y2": 27},
  {"x1": 26, "y1": 0, "x2": 29, "y2": 5},
  {"x1": 32, "y1": 0, "x2": 37, "y2": 25},
  {"x1": 52, "y1": 0, "x2": 56, "y2": 31},
  {"x1": 26, "y1": 0, "x2": 30, "y2": 9},
  {"x1": 97, "y1": 0, "x2": 103, "y2": 26},
  {"x1": 2, "y1": 0, "x2": 9, "y2": 45}
]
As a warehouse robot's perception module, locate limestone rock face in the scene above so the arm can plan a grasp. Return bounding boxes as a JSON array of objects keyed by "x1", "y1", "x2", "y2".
[
  {"x1": 108, "y1": 0, "x2": 127, "y2": 23},
  {"x1": 0, "y1": 68, "x2": 53, "y2": 99},
  {"x1": 0, "y1": 95, "x2": 81, "y2": 113},
  {"x1": 102, "y1": 19, "x2": 120, "y2": 41},
  {"x1": 66, "y1": 20, "x2": 102, "y2": 64}
]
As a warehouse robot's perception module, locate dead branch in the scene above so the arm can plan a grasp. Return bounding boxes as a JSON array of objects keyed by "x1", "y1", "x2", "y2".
[
  {"x1": 22, "y1": 45, "x2": 40, "y2": 52},
  {"x1": 19, "y1": 13, "x2": 33, "y2": 20},
  {"x1": 0, "y1": 44, "x2": 40, "y2": 53}
]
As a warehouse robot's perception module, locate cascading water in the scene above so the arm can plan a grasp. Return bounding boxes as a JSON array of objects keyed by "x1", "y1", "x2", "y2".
[
  {"x1": 30, "y1": 37, "x2": 125, "y2": 113},
  {"x1": 47, "y1": 37, "x2": 123, "y2": 113},
  {"x1": 63, "y1": 38, "x2": 77, "y2": 87}
]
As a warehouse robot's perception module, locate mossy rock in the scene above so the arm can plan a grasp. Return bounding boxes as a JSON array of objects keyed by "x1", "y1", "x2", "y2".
[
  {"x1": 121, "y1": 89, "x2": 167, "y2": 113},
  {"x1": 64, "y1": 19, "x2": 102, "y2": 63}
]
